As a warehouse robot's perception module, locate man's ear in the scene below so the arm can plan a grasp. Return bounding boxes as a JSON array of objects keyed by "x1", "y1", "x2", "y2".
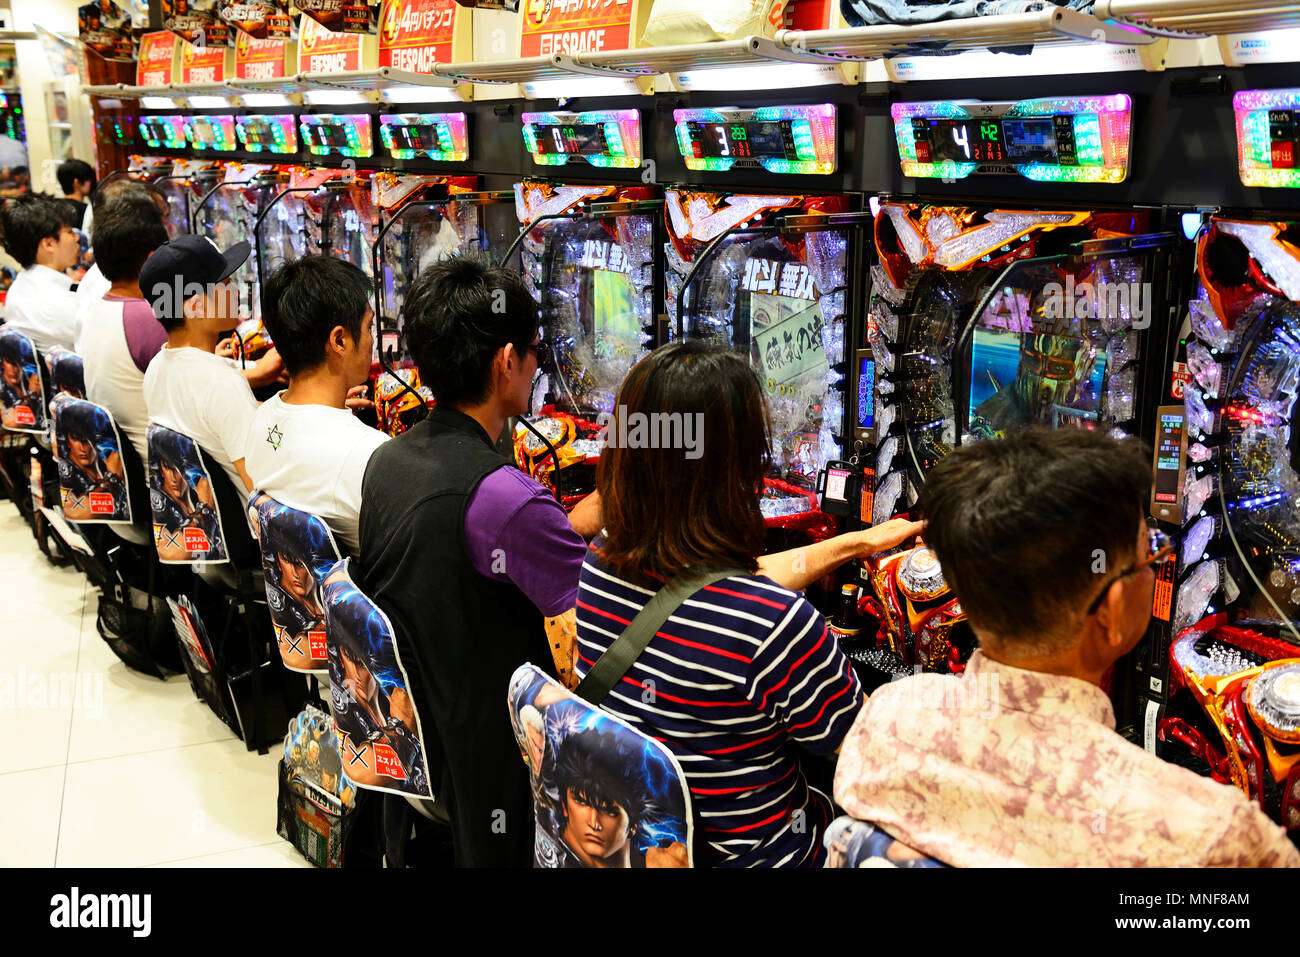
[
  {"x1": 328, "y1": 324, "x2": 349, "y2": 355},
  {"x1": 1097, "y1": 580, "x2": 1128, "y2": 650}
]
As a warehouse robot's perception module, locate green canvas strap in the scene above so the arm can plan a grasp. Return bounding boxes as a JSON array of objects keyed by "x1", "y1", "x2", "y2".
[{"x1": 574, "y1": 567, "x2": 749, "y2": 706}]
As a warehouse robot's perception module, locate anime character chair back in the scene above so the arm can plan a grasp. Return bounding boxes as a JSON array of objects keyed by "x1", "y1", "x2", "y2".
[
  {"x1": 0, "y1": 328, "x2": 48, "y2": 435},
  {"x1": 321, "y1": 560, "x2": 437, "y2": 808},
  {"x1": 146, "y1": 424, "x2": 232, "y2": 567},
  {"x1": 51, "y1": 395, "x2": 133, "y2": 525},
  {"x1": 822, "y1": 815, "x2": 948, "y2": 868},
  {"x1": 506, "y1": 663, "x2": 695, "y2": 868},
  {"x1": 248, "y1": 492, "x2": 341, "y2": 675},
  {"x1": 47, "y1": 348, "x2": 86, "y2": 402}
]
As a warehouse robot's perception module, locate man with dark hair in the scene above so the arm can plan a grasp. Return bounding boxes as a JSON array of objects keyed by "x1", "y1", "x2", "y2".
[
  {"x1": 358, "y1": 254, "x2": 597, "y2": 867},
  {"x1": 76, "y1": 180, "x2": 169, "y2": 316},
  {"x1": 244, "y1": 255, "x2": 387, "y2": 557},
  {"x1": 0, "y1": 193, "x2": 81, "y2": 353},
  {"x1": 57, "y1": 158, "x2": 96, "y2": 230},
  {"x1": 75, "y1": 189, "x2": 174, "y2": 464},
  {"x1": 834, "y1": 428, "x2": 1300, "y2": 867}
]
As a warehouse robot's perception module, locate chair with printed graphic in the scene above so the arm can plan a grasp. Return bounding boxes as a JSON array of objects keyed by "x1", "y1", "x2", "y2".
[
  {"x1": 0, "y1": 329, "x2": 79, "y2": 566},
  {"x1": 147, "y1": 423, "x2": 303, "y2": 752},
  {"x1": 505, "y1": 663, "x2": 696, "y2": 869},
  {"x1": 822, "y1": 815, "x2": 948, "y2": 869},
  {"x1": 321, "y1": 558, "x2": 451, "y2": 866},
  {"x1": 46, "y1": 347, "x2": 86, "y2": 402},
  {"x1": 49, "y1": 394, "x2": 180, "y2": 677},
  {"x1": 247, "y1": 491, "x2": 341, "y2": 678}
]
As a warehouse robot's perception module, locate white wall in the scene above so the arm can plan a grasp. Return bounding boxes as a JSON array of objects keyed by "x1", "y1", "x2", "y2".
[{"x1": 10, "y1": 0, "x2": 84, "y2": 192}]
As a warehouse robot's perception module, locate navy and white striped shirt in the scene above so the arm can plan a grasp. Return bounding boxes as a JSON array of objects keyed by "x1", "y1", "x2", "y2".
[{"x1": 574, "y1": 548, "x2": 865, "y2": 867}]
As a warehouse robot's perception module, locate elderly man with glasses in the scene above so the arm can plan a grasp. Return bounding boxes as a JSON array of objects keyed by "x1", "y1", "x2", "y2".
[{"x1": 833, "y1": 428, "x2": 1299, "y2": 867}]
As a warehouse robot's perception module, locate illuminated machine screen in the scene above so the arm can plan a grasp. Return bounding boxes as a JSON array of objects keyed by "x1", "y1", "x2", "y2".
[
  {"x1": 857, "y1": 353, "x2": 875, "y2": 431},
  {"x1": 237, "y1": 116, "x2": 297, "y2": 154},
  {"x1": 306, "y1": 124, "x2": 350, "y2": 148},
  {"x1": 535, "y1": 123, "x2": 608, "y2": 157},
  {"x1": 139, "y1": 118, "x2": 185, "y2": 149},
  {"x1": 750, "y1": 291, "x2": 830, "y2": 425},
  {"x1": 586, "y1": 268, "x2": 639, "y2": 366},
  {"x1": 1153, "y1": 411, "x2": 1185, "y2": 504},
  {"x1": 674, "y1": 104, "x2": 837, "y2": 175},
  {"x1": 300, "y1": 114, "x2": 372, "y2": 158},
  {"x1": 186, "y1": 116, "x2": 236, "y2": 151},
  {"x1": 687, "y1": 121, "x2": 796, "y2": 161},
  {"x1": 379, "y1": 113, "x2": 469, "y2": 162},
  {"x1": 968, "y1": 328, "x2": 1107, "y2": 435},
  {"x1": 893, "y1": 95, "x2": 1131, "y2": 183},
  {"x1": 1234, "y1": 88, "x2": 1300, "y2": 187}
]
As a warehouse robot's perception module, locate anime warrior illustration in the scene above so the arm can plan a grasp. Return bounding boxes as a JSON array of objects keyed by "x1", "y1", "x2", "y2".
[
  {"x1": 508, "y1": 664, "x2": 692, "y2": 869},
  {"x1": 53, "y1": 397, "x2": 129, "y2": 522},
  {"x1": 0, "y1": 330, "x2": 46, "y2": 432},
  {"x1": 322, "y1": 562, "x2": 430, "y2": 799},
  {"x1": 147, "y1": 425, "x2": 226, "y2": 562}
]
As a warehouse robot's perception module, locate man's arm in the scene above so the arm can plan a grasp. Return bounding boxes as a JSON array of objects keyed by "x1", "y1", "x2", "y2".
[
  {"x1": 567, "y1": 490, "x2": 601, "y2": 540},
  {"x1": 233, "y1": 458, "x2": 254, "y2": 494},
  {"x1": 239, "y1": 346, "x2": 285, "y2": 389},
  {"x1": 757, "y1": 518, "x2": 925, "y2": 591}
]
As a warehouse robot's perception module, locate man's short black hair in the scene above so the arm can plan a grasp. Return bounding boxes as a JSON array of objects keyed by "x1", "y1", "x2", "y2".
[
  {"x1": 261, "y1": 255, "x2": 372, "y2": 376},
  {"x1": 401, "y1": 254, "x2": 538, "y2": 407},
  {"x1": 91, "y1": 192, "x2": 168, "y2": 281},
  {"x1": 57, "y1": 158, "x2": 96, "y2": 196},
  {"x1": 0, "y1": 193, "x2": 76, "y2": 268},
  {"x1": 90, "y1": 176, "x2": 167, "y2": 216},
  {"x1": 917, "y1": 428, "x2": 1153, "y2": 657}
]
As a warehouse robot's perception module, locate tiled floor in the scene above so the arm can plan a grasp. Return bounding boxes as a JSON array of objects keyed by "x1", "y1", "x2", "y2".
[{"x1": 0, "y1": 503, "x2": 309, "y2": 868}]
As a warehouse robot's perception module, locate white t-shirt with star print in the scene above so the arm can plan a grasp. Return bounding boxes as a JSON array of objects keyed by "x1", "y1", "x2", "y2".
[{"x1": 244, "y1": 392, "x2": 389, "y2": 558}]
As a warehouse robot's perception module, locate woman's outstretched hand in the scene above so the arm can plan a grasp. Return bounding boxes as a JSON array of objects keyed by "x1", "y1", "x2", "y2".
[{"x1": 855, "y1": 518, "x2": 927, "y2": 559}]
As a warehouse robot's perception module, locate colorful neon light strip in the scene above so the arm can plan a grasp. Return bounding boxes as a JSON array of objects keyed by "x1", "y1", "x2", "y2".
[
  {"x1": 299, "y1": 113, "x2": 373, "y2": 159},
  {"x1": 184, "y1": 115, "x2": 237, "y2": 152},
  {"x1": 379, "y1": 113, "x2": 468, "y2": 162},
  {"x1": 1234, "y1": 88, "x2": 1300, "y2": 189},
  {"x1": 235, "y1": 115, "x2": 297, "y2": 155},
  {"x1": 138, "y1": 116, "x2": 186, "y2": 150},
  {"x1": 521, "y1": 109, "x2": 640, "y2": 169},
  {"x1": 891, "y1": 101, "x2": 978, "y2": 181}
]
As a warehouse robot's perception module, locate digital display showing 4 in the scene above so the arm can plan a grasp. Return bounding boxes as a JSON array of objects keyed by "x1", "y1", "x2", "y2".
[
  {"x1": 533, "y1": 123, "x2": 608, "y2": 157},
  {"x1": 913, "y1": 116, "x2": 1075, "y2": 165},
  {"x1": 686, "y1": 121, "x2": 795, "y2": 161}
]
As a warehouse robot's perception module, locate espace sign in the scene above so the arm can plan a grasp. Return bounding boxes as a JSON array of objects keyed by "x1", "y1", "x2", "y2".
[
  {"x1": 298, "y1": 15, "x2": 364, "y2": 73},
  {"x1": 519, "y1": 0, "x2": 641, "y2": 58},
  {"x1": 378, "y1": 0, "x2": 459, "y2": 71}
]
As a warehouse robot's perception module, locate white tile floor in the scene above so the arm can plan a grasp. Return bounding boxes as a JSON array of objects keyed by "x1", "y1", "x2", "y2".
[{"x1": 0, "y1": 504, "x2": 309, "y2": 868}]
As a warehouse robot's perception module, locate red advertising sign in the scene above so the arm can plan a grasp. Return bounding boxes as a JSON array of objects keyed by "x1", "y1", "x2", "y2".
[
  {"x1": 309, "y1": 631, "x2": 328, "y2": 661},
  {"x1": 181, "y1": 41, "x2": 227, "y2": 83},
  {"x1": 378, "y1": 0, "x2": 458, "y2": 71},
  {"x1": 298, "y1": 16, "x2": 365, "y2": 73},
  {"x1": 785, "y1": 0, "x2": 837, "y2": 29},
  {"x1": 183, "y1": 527, "x2": 211, "y2": 551},
  {"x1": 235, "y1": 31, "x2": 287, "y2": 78},
  {"x1": 137, "y1": 31, "x2": 178, "y2": 86},
  {"x1": 90, "y1": 492, "x2": 115, "y2": 515},
  {"x1": 373, "y1": 742, "x2": 407, "y2": 780},
  {"x1": 519, "y1": 0, "x2": 637, "y2": 58}
]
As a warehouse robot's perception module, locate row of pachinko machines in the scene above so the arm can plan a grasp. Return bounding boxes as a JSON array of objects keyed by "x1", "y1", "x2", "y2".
[{"x1": 117, "y1": 96, "x2": 1300, "y2": 842}]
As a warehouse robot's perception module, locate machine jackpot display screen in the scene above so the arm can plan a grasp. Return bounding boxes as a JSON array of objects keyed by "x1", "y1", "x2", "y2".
[
  {"x1": 892, "y1": 95, "x2": 1132, "y2": 183},
  {"x1": 299, "y1": 114, "x2": 373, "y2": 159},
  {"x1": 139, "y1": 116, "x2": 187, "y2": 150},
  {"x1": 184, "y1": 115, "x2": 237, "y2": 152},
  {"x1": 675, "y1": 104, "x2": 837, "y2": 175},
  {"x1": 968, "y1": 329, "x2": 1107, "y2": 436},
  {"x1": 522, "y1": 110, "x2": 641, "y2": 169},
  {"x1": 235, "y1": 116, "x2": 297, "y2": 155},
  {"x1": 1235, "y1": 88, "x2": 1300, "y2": 188},
  {"x1": 379, "y1": 113, "x2": 469, "y2": 162}
]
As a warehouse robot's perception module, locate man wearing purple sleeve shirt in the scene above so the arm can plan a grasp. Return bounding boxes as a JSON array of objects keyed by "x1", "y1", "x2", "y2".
[{"x1": 358, "y1": 255, "x2": 598, "y2": 868}]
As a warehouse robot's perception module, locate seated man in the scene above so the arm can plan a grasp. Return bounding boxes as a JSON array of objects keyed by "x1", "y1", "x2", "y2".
[
  {"x1": 141, "y1": 235, "x2": 280, "y2": 495},
  {"x1": 57, "y1": 158, "x2": 96, "y2": 233},
  {"x1": 835, "y1": 428, "x2": 1300, "y2": 867},
  {"x1": 0, "y1": 193, "x2": 81, "y2": 354},
  {"x1": 244, "y1": 256, "x2": 387, "y2": 558},
  {"x1": 76, "y1": 188, "x2": 170, "y2": 465},
  {"x1": 357, "y1": 255, "x2": 599, "y2": 867},
  {"x1": 74, "y1": 180, "x2": 169, "y2": 334}
]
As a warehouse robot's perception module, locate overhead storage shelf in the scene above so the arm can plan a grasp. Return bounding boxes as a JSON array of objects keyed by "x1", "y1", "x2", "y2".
[
  {"x1": 82, "y1": 9, "x2": 1300, "y2": 102},
  {"x1": 1095, "y1": 0, "x2": 1300, "y2": 37}
]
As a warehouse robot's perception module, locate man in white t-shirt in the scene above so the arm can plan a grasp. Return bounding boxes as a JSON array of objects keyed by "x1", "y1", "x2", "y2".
[
  {"x1": 0, "y1": 194, "x2": 82, "y2": 354},
  {"x1": 245, "y1": 255, "x2": 387, "y2": 557},
  {"x1": 141, "y1": 235, "x2": 280, "y2": 495}
]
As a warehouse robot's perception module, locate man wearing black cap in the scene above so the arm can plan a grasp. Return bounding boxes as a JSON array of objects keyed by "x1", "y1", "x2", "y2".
[{"x1": 140, "y1": 235, "x2": 281, "y2": 494}]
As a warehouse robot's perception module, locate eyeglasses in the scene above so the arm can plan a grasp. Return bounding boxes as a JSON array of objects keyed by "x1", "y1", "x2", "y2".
[
  {"x1": 1085, "y1": 527, "x2": 1175, "y2": 616},
  {"x1": 528, "y1": 338, "x2": 551, "y2": 368}
]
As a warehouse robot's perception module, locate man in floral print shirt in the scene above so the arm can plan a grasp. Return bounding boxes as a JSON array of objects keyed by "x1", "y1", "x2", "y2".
[{"x1": 835, "y1": 429, "x2": 1299, "y2": 867}]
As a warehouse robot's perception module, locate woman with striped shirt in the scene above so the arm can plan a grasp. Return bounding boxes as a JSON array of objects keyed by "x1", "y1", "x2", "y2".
[{"x1": 575, "y1": 342, "x2": 922, "y2": 867}]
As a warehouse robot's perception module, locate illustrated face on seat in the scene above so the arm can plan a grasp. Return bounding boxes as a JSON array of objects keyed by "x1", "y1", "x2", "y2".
[
  {"x1": 47, "y1": 348, "x2": 86, "y2": 400},
  {"x1": 248, "y1": 491, "x2": 341, "y2": 674},
  {"x1": 146, "y1": 424, "x2": 228, "y2": 563},
  {"x1": 823, "y1": 815, "x2": 947, "y2": 869},
  {"x1": 507, "y1": 663, "x2": 694, "y2": 869},
  {"x1": 0, "y1": 329, "x2": 47, "y2": 434},
  {"x1": 52, "y1": 395, "x2": 131, "y2": 523},
  {"x1": 321, "y1": 560, "x2": 433, "y2": 801}
]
